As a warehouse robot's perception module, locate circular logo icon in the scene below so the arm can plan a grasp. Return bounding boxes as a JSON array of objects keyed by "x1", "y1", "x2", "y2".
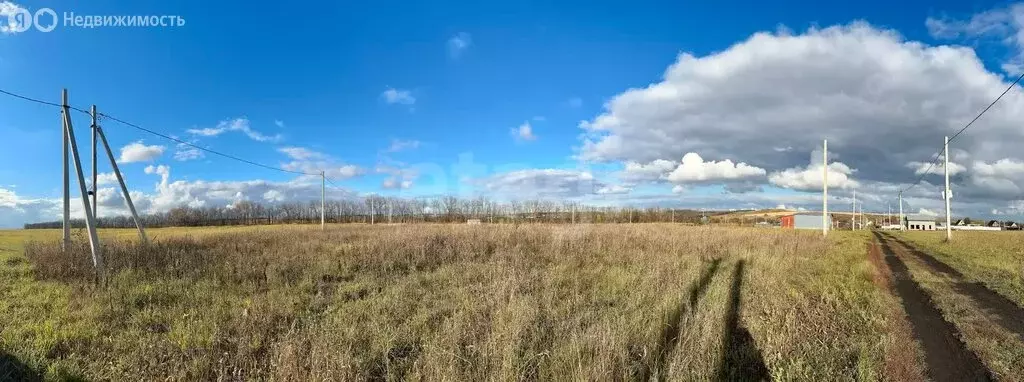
[
  {"x1": 34, "y1": 8, "x2": 57, "y2": 33},
  {"x1": 5, "y1": 7, "x2": 32, "y2": 33}
]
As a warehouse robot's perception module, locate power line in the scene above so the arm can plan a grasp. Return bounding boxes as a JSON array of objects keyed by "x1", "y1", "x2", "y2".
[
  {"x1": 324, "y1": 176, "x2": 341, "y2": 187},
  {"x1": 97, "y1": 112, "x2": 318, "y2": 176},
  {"x1": 1, "y1": 88, "x2": 68, "y2": 110},
  {"x1": 0, "y1": 87, "x2": 320, "y2": 177},
  {"x1": 901, "y1": 71, "x2": 1024, "y2": 193}
]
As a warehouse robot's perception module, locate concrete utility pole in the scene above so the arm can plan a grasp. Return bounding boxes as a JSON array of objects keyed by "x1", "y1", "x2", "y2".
[
  {"x1": 388, "y1": 199, "x2": 393, "y2": 224},
  {"x1": 944, "y1": 136, "x2": 952, "y2": 241},
  {"x1": 898, "y1": 191, "x2": 904, "y2": 231},
  {"x1": 852, "y1": 189, "x2": 856, "y2": 231},
  {"x1": 97, "y1": 125, "x2": 148, "y2": 245},
  {"x1": 370, "y1": 197, "x2": 375, "y2": 225},
  {"x1": 62, "y1": 93, "x2": 70, "y2": 251},
  {"x1": 571, "y1": 204, "x2": 576, "y2": 224},
  {"x1": 62, "y1": 89, "x2": 104, "y2": 277},
  {"x1": 822, "y1": 139, "x2": 828, "y2": 237},
  {"x1": 91, "y1": 105, "x2": 97, "y2": 218},
  {"x1": 320, "y1": 171, "x2": 325, "y2": 230}
]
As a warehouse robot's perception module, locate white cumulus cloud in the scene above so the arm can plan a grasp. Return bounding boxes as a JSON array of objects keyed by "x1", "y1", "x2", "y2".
[
  {"x1": 187, "y1": 118, "x2": 281, "y2": 142},
  {"x1": 0, "y1": 1, "x2": 28, "y2": 34},
  {"x1": 906, "y1": 159, "x2": 966, "y2": 176},
  {"x1": 119, "y1": 141, "x2": 165, "y2": 163},
  {"x1": 576, "y1": 21, "x2": 1024, "y2": 205},
  {"x1": 447, "y1": 32, "x2": 472, "y2": 58},
  {"x1": 381, "y1": 88, "x2": 416, "y2": 105},
  {"x1": 769, "y1": 162, "x2": 860, "y2": 191},
  {"x1": 511, "y1": 122, "x2": 537, "y2": 141},
  {"x1": 665, "y1": 153, "x2": 766, "y2": 183}
]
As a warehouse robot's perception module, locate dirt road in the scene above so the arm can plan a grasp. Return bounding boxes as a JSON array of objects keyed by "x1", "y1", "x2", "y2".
[
  {"x1": 871, "y1": 232, "x2": 992, "y2": 381},
  {"x1": 882, "y1": 234, "x2": 1024, "y2": 343}
]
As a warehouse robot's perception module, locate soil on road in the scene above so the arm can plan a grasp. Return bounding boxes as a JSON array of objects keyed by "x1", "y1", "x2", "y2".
[{"x1": 872, "y1": 232, "x2": 991, "y2": 382}]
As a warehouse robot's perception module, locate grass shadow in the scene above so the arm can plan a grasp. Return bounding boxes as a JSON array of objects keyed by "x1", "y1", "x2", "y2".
[
  {"x1": 0, "y1": 350, "x2": 42, "y2": 382},
  {"x1": 715, "y1": 260, "x2": 771, "y2": 381},
  {"x1": 638, "y1": 258, "x2": 722, "y2": 381},
  {"x1": 689, "y1": 259, "x2": 723, "y2": 309}
]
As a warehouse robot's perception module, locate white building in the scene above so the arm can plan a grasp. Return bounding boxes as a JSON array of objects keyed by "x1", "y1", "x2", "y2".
[{"x1": 904, "y1": 215, "x2": 936, "y2": 231}]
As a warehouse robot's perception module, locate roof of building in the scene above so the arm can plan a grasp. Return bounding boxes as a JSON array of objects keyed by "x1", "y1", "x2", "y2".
[{"x1": 905, "y1": 215, "x2": 937, "y2": 221}]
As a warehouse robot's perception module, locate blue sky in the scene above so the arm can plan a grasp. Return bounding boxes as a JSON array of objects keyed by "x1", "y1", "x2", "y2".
[{"x1": 3, "y1": 0, "x2": 1024, "y2": 227}]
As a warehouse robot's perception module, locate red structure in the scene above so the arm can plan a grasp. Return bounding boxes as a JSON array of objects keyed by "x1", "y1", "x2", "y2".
[{"x1": 780, "y1": 215, "x2": 795, "y2": 228}]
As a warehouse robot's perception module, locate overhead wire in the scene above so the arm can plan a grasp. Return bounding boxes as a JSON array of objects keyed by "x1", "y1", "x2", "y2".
[
  {"x1": 96, "y1": 112, "x2": 320, "y2": 176},
  {"x1": 0, "y1": 87, "x2": 324, "y2": 178},
  {"x1": 899, "y1": 70, "x2": 1024, "y2": 193}
]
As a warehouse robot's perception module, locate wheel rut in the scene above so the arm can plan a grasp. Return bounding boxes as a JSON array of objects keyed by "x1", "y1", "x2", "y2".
[
  {"x1": 881, "y1": 233, "x2": 1024, "y2": 342},
  {"x1": 871, "y1": 232, "x2": 991, "y2": 382}
]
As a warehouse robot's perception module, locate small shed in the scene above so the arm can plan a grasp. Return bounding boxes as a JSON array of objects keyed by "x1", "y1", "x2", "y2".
[
  {"x1": 781, "y1": 213, "x2": 831, "y2": 230},
  {"x1": 905, "y1": 215, "x2": 936, "y2": 231}
]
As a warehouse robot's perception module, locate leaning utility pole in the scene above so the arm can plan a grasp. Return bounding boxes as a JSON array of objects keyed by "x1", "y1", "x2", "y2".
[
  {"x1": 822, "y1": 139, "x2": 828, "y2": 237},
  {"x1": 62, "y1": 89, "x2": 104, "y2": 276},
  {"x1": 96, "y1": 121, "x2": 148, "y2": 244},
  {"x1": 320, "y1": 171, "x2": 325, "y2": 230},
  {"x1": 944, "y1": 136, "x2": 952, "y2": 241}
]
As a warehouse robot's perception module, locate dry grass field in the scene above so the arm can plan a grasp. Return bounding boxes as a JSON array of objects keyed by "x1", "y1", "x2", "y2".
[
  {"x1": 0, "y1": 224, "x2": 896, "y2": 381},
  {"x1": 895, "y1": 230, "x2": 1024, "y2": 306}
]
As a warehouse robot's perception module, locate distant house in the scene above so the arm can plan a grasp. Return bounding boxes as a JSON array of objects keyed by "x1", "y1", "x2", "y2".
[
  {"x1": 466, "y1": 219, "x2": 482, "y2": 225},
  {"x1": 781, "y1": 213, "x2": 831, "y2": 230},
  {"x1": 904, "y1": 215, "x2": 936, "y2": 231},
  {"x1": 1005, "y1": 222, "x2": 1020, "y2": 230},
  {"x1": 987, "y1": 220, "x2": 1002, "y2": 228}
]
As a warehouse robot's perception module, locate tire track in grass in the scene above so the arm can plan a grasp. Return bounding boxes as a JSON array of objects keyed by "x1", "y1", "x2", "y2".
[
  {"x1": 883, "y1": 233, "x2": 1024, "y2": 342},
  {"x1": 866, "y1": 240, "x2": 927, "y2": 380},
  {"x1": 872, "y1": 232, "x2": 992, "y2": 381}
]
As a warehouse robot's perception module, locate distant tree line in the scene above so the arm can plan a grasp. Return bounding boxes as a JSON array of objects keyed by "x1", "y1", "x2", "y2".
[{"x1": 24, "y1": 196, "x2": 736, "y2": 229}]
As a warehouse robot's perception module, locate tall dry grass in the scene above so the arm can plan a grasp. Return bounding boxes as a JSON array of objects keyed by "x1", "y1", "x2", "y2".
[{"x1": 8, "y1": 224, "x2": 886, "y2": 380}]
